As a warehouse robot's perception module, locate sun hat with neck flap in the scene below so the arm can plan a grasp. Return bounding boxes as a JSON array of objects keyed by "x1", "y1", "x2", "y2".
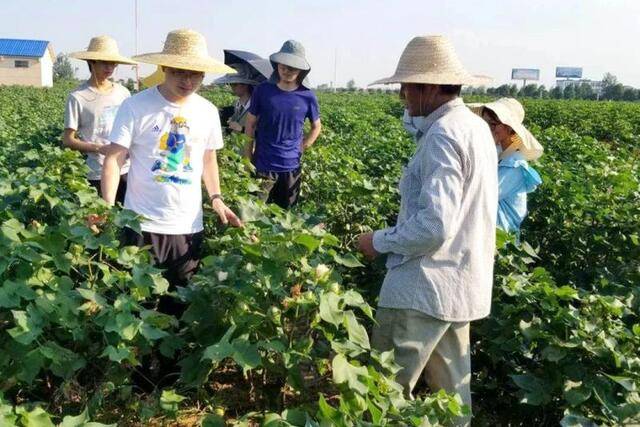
[
  {"x1": 132, "y1": 29, "x2": 235, "y2": 74},
  {"x1": 269, "y1": 39, "x2": 311, "y2": 84},
  {"x1": 370, "y1": 35, "x2": 485, "y2": 86},
  {"x1": 476, "y1": 97, "x2": 544, "y2": 161},
  {"x1": 69, "y1": 35, "x2": 137, "y2": 65}
]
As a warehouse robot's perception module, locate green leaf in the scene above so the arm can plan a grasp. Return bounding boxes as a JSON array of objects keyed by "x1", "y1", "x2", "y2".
[
  {"x1": 605, "y1": 374, "x2": 637, "y2": 391},
  {"x1": 159, "y1": 389, "x2": 186, "y2": 414},
  {"x1": 101, "y1": 345, "x2": 132, "y2": 363},
  {"x1": 541, "y1": 345, "x2": 567, "y2": 362},
  {"x1": 1, "y1": 219, "x2": 24, "y2": 242},
  {"x1": 15, "y1": 406, "x2": 54, "y2": 427},
  {"x1": 332, "y1": 354, "x2": 369, "y2": 394},
  {"x1": 319, "y1": 292, "x2": 344, "y2": 327},
  {"x1": 332, "y1": 253, "x2": 364, "y2": 268},
  {"x1": 343, "y1": 311, "x2": 370, "y2": 350},
  {"x1": 511, "y1": 374, "x2": 550, "y2": 406},
  {"x1": 294, "y1": 234, "x2": 321, "y2": 252},
  {"x1": 317, "y1": 394, "x2": 340, "y2": 420},
  {"x1": 201, "y1": 414, "x2": 225, "y2": 427},
  {"x1": 202, "y1": 326, "x2": 236, "y2": 363},
  {"x1": 8, "y1": 309, "x2": 43, "y2": 345},
  {"x1": 140, "y1": 323, "x2": 170, "y2": 340}
]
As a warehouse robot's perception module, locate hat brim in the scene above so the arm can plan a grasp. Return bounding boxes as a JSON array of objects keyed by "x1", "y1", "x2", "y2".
[
  {"x1": 214, "y1": 74, "x2": 261, "y2": 85},
  {"x1": 269, "y1": 52, "x2": 310, "y2": 71},
  {"x1": 481, "y1": 103, "x2": 544, "y2": 161},
  {"x1": 132, "y1": 53, "x2": 236, "y2": 74},
  {"x1": 69, "y1": 51, "x2": 137, "y2": 65},
  {"x1": 369, "y1": 71, "x2": 480, "y2": 86}
]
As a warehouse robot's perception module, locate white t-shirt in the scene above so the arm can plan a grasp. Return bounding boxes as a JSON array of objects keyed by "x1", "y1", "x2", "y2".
[
  {"x1": 64, "y1": 81, "x2": 131, "y2": 180},
  {"x1": 109, "y1": 86, "x2": 223, "y2": 234}
]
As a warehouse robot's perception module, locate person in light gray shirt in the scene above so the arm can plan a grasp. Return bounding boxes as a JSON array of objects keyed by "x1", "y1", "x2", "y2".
[
  {"x1": 358, "y1": 36, "x2": 497, "y2": 426},
  {"x1": 63, "y1": 35, "x2": 136, "y2": 203}
]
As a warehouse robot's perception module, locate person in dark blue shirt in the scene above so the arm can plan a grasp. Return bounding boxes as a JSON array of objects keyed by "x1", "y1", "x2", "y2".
[{"x1": 244, "y1": 40, "x2": 322, "y2": 209}]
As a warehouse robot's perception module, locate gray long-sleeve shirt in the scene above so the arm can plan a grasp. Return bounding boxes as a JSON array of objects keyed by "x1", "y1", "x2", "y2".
[{"x1": 373, "y1": 98, "x2": 498, "y2": 322}]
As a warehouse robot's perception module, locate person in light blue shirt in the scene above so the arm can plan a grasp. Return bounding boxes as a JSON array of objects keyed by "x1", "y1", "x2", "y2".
[{"x1": 475, "y1": 98, "x2": 543, "y2": 235}]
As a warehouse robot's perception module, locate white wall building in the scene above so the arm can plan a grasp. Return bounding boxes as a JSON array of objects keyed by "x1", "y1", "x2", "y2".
[
  {"x1": 555, "y1": 79, "x2": 603, "y2": 97},
  {"x1": 0, "y1": 39, "x2": 55, "y2": 87}
]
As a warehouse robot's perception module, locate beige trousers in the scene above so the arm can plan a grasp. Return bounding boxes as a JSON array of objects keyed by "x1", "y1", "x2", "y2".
[{"x1": 371, "y1": 307, "x2": 472, "y2": 425}]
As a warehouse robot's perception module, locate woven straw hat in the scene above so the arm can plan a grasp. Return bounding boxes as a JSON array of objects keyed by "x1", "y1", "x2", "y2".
[
  {"x1": 476, "y1": 98, "x2": 544, "y2": 161},
  {"x1": 133, "y1": 29, "x2": 235, "y2": 74},
  {"x1": 371, "y1": 35, "x2": 482, "y2": 86},
  {"x1": 69, "y1": 35, "x2": 136, "y2": 65}
]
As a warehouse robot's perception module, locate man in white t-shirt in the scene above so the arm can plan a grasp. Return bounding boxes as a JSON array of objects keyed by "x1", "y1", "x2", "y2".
[
  {"x1": 101, "y1": 29, "x2": 242, "y2": 314},
  {"x1": 64, "y1": 35, "x2": 136, "y2": 203}
]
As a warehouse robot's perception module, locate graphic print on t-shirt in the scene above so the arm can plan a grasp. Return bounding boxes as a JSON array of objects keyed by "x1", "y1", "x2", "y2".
[{"x1": 150, "y1": 116, "x2": 194, "y2": 184}]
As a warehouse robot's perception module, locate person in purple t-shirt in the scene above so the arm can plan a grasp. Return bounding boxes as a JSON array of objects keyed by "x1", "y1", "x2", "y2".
[{"x1": 244, "y1": 40, "x2": 322, "y2": 209}]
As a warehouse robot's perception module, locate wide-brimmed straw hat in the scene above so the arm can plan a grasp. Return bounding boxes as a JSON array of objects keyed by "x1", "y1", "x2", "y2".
[
  {"x1": 69, "y1": 35, "x2": 136, "y2": 65},
  {"x1": 133, "y1": 29, "x2": 235, "y2": 74},
  {"x1": 475, "y1": 98, "x2": 544, "y2": 161},
  {"x1": 214, "y1": 63, "x2": 262, "y2": 86},
  {"x1": 371, "y1": 35, "x2": 483, "y2": 86}
]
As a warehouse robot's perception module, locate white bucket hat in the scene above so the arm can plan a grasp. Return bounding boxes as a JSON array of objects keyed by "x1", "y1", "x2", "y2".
[
  {"x1": 133, "y1": 29, "x2": 235, "y2": 74},
  {"x1": 371, "y1": 35, "x2": 484, "y2": 86},
  {"x1": 475, "y1": 98, "x2": 544, "y2": 161},
  {"x1": 69, "y1": 35, "x2": 136, "y2": 65}
]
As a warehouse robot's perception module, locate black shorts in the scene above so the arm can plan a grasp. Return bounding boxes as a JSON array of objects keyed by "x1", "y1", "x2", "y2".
[
  {"x1": 255, "y1": 168, "x2": 302, "y2": 209},
  {"x1": 122, "y1": 227, "x2": 204, "y2": 289},
  {"x1": 89, "y1": 173, "x2": 127, "y2": 205},
  {"x1": 122, "y1": 228, "x2": 204, "y2": 316}
]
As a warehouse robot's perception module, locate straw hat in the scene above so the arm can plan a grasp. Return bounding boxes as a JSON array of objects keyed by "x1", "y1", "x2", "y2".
[
  {"x1": 476, "y1": 98, "x2": 544, "y2": 161},
  {"x1": 133, "y1": 29, "x2": 235, "y2": 74},
  {"x1": 141, "y1": 66, "x2": 165, "y2": 87},
  {"x1": 371, "y1": 35, "x2": 483, "y2": 86},
  {"x1": 69, "y1": 35, "x2": 136, "y2": 65}
]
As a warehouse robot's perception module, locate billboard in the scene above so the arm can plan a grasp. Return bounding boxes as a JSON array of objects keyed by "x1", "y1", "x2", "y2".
[
  {"x1": 556, "y1": 67, "x2": 583, "y2": 78},
  {"x1": 511, "y1": 68, "x2": 540, "y2": 81}
]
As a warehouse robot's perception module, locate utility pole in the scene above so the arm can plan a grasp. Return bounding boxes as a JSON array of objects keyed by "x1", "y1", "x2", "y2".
[
  {"x1": 134, "y1": 0, "x2": 140, "y2": 90},
  {"x1": 333, "y1": 48, "x2": 337, "y2": 92}
]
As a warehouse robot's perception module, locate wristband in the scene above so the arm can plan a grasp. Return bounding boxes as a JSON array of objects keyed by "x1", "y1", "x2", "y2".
[{"x1": 209, "y1": 193, "x2": 223, "y2": 202}]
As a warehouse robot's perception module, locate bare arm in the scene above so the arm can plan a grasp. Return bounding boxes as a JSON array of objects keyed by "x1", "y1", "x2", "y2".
[
  {"x1": 203, "y1": 149, "x2": 242, "y2": 227},
  {"x1": 63, "y1": 128, "x2": 106, "y2": 154},
  {"x1": 101, "y1": 144, "x2": 128, "y2": 206},
  {"x1": 302, "y1": 119, "x2": 322, "y2": 151},
  {"x1": 243, "y1": 113, "x2": 257, "y2": 159}
]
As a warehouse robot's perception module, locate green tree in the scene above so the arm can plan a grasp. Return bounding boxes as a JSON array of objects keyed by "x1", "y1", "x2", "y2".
[
  {"x1": 346, "y1": 79, "x2": 356, "y2": 91},
  {"x1": 622, "y1": 87, "x2": 638, "y2": 101},
  {"x1": 563, "y1": 84, "x2": 576, "y2": 99},
  {"x1": 520, "y1": 84, "x2": 540, "y2": 98},
  {"x1": 550, "y1": 86, "x2": 563, "y2": 99},
  {"x1": 604, "y1": 83, "x2": 625, "y2": 100},
  {"x1": 53, "y1": 53, "x2": 75, "y2": 81},
  {"x1": 576, "y1": 82, "x2": 594, "y2": 100}
]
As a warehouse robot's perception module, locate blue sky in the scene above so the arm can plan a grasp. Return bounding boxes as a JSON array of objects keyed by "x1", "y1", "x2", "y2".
[{"x1": 3, "y1": 0, "x2": 639, "y2": 88}]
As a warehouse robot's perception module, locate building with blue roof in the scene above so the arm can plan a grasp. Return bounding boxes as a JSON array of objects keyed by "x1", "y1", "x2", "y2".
[{"x1": 0, "y1": 38, "x2": 55, "y2": 87}]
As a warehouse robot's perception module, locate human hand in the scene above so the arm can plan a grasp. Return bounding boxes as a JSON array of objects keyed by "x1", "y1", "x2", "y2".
[
  {"x1": 357, "y1": 232, "x2": 379, "y2": 261},
  {"x1": 228, "y1": 121, "x2": 243, "y2": 132},
  {"x1": 212, "y1": 198, "x2": 243, "y2": 227}
]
